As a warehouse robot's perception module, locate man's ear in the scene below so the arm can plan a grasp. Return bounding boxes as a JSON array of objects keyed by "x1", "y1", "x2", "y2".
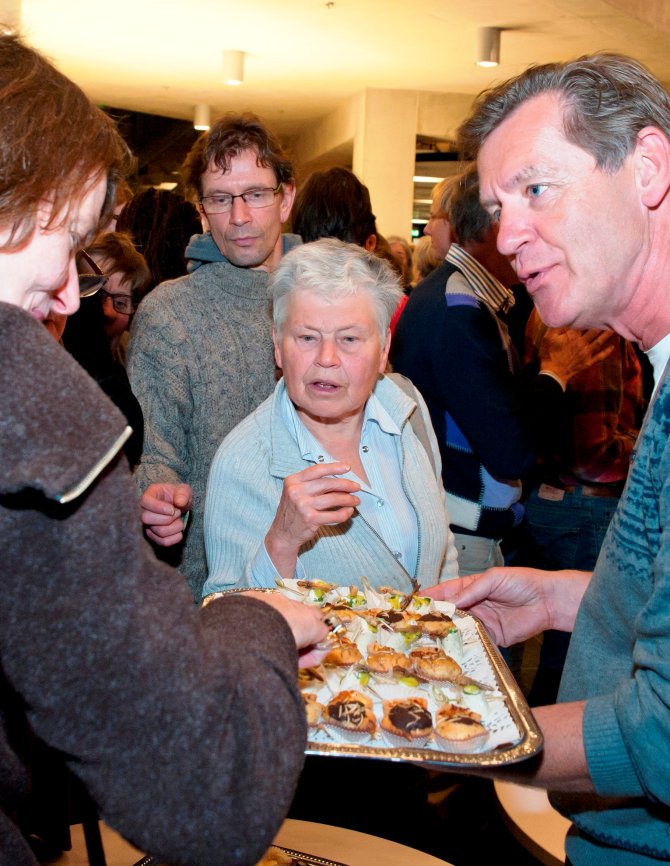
[
  {"x1": 634, "y1": 126, "x2": 670, "y2": 208},
  {"x1": 279, "y1": 182, "x2": 297, "y2": 223}
]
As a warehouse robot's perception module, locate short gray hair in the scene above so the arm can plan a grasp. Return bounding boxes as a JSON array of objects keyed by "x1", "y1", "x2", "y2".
[
  {"x1": 432, "y1": 176, "x2": 458, "y2": 216},
  {"x1": 271, "y1": 238, "x2": 403, "y2": 339},
  {"x1": 459, "y1": 53, "x2": 670, "y2": 173}
]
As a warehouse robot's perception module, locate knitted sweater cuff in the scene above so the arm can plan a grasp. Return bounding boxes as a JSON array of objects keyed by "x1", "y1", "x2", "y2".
[{"x1": 583, "y1": 694, "x2": 643, "y2": 797}]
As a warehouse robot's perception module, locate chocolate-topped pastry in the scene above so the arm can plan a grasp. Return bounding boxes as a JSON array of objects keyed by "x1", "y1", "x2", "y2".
[
  {"x1": 381, "y1": 698, "x2": 432, "y2": 744},
  {"x1": 434, "y1": 703, "x2": 489, "y2": 752},
  {"x1": 320, "y1": 603, "x2": 360, "y2": 623},
  {"x1": 373, "y1": 609, "x2": 406, "y2": 626},
  {"x1": 416, "y1": 611, "x2": 455, "y2": 638},
  {"x1": 325, "y1": 690, "x2": 376, "y2": 735}
]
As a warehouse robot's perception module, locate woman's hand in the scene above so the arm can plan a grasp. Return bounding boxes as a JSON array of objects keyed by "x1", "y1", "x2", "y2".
[
  {"x1": 243, "y1": 591, "x2": 329, "y2": 668},
  {"x1": 265, "y1": 462, "x2": 360, "y2": 580},
  {"x1": 426, "y1": 567, "x2": 591, "y2": 646}
]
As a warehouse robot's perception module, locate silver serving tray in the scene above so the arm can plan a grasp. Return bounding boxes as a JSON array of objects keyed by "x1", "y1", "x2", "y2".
[
  {"x1": 306, "y1": 611, "x2": 543, "y2": 768},
  {"x1": 202, "y1": 588, "x2": 543, "y2": 768}
]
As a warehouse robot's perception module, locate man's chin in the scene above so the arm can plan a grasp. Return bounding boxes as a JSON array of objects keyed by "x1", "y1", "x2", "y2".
[{"x1": 224, "y1": 246, "x2": 272, "y2": 270}]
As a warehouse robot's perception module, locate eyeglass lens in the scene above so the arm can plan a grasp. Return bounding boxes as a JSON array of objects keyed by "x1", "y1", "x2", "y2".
[{"x1": 201, "y1": 185, "x2": 280, "y2": 214}]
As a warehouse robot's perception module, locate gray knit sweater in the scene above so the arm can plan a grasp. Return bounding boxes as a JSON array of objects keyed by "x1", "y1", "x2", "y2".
[{"x1": 127, "y1": 232, "x2": 300, "y2": 599}]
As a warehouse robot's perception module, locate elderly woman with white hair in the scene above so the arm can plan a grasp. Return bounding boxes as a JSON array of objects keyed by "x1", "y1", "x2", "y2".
[{"x1": 203, "y1": 238, "x2": 458, "y2": 595}]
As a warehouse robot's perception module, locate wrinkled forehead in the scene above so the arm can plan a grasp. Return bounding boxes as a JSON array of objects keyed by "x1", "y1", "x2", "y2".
[{"x1": 477, "y1": 93, "x2": 572, "y2": 200}]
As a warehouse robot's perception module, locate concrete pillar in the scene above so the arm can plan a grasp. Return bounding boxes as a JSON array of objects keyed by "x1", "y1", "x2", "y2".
[{"x1": 353, "y1": 89, "x2": 418, "y2": 240}]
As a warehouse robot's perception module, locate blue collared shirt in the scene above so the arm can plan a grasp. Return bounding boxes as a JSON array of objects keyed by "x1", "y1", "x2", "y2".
[{"x1": 250, "y1": 385, "x2": 419, "y2": 585}]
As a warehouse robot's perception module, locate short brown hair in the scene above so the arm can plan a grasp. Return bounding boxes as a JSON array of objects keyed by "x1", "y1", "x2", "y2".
[
  {"x1": 291, "y1": 167, "x2": 377, "y2": 246},
  {"x1": 86, "y1": 231, "x2": 152, "y2": 305},
  {"x1": 0, "y1": 33, "x2": 128, "y2": 250},
  {"x1": 181, "y1": 112, "x2": 294, "y2": 200},
  {"x1": 446, "y1": 166, "x2": 491, "y2": 246}
]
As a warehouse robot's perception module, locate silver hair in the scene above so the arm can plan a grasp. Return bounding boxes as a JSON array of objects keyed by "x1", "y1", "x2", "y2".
[
  {"x1": 271, "y1": 238, "x2": 403, "y2": 339},
  {"x1": 459, "y1": 53, "x2": 670, "y2": 172}
]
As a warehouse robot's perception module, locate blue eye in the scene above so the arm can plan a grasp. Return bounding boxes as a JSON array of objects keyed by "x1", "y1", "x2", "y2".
[{"x1": 527, "y1": 183, "x2": 547, "y2": 198}]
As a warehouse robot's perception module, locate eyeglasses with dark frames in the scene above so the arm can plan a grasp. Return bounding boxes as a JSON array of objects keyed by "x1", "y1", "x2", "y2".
[
  {"x1": 97, "y1": 289, "x2": 136, "y2": 316},
  {"x1": 77, "y1": 249, "x2": 108, "y2": 298},
  {"x1": 200, "y1": 182, "x2": 283, "y2": 214}
]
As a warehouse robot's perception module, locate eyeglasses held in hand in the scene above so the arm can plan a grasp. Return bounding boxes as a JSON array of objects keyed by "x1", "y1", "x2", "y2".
[
  {"x1": 77, "y1": 249, "x2": 108, "y2": 297},
  {"x1": 200, "y1": 183, "x2": 282, "y2": 214}
]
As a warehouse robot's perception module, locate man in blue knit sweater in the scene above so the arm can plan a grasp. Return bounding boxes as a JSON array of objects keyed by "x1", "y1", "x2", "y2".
[{"x1": 430, "y1": 54, "x2": 670, "y2": 865}]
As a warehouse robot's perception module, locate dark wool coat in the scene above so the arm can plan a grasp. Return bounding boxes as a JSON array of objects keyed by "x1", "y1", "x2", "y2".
[{"x1": 0, "y1": 302, "x2": 306, "y2": 866}]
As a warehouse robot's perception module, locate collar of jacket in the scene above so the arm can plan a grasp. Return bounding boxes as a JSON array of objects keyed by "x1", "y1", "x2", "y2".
[
  {"x1": 268, "y1": 375, "x2": 417, "y2": 479},
  {"x1": 1, "y1": 302, "x2": 130, "y2": 503}
]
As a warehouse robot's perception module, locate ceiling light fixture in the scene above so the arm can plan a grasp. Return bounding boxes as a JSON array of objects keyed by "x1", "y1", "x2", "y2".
[
  {"x1": 223, "y1": 50, "x2": 245, "y2": 85},
  {"x1": 193, "y1": 103, "x2": 211, "y2": 131},
  {"x1": 476, "y1": 27, "x2": 500, "y2": 68}
]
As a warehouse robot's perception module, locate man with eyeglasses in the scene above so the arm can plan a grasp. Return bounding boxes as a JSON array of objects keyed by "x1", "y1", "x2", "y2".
[{"x1": 127, "y1": 112, "x2": 297, "y2": 600}]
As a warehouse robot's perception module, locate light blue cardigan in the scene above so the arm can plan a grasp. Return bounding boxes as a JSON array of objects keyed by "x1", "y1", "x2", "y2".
[{"x1": 203, "y1": 375, "x2": 458, "y2": 593}]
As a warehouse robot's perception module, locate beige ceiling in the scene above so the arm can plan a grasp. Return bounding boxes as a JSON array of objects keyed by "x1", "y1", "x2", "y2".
[{"x1": 14, "y1": 0, "x2": 670, "y2": 147}]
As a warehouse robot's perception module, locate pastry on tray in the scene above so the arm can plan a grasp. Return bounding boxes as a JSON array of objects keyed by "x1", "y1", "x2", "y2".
[
  {"x1": 322, "y1": 637, "x2": 362, "y2": 667},
  {"x1": 409, "y1": 647, "x2": 465, "y2": 683},
  {"x1": 325, "y1": 690, "x2": 376, "y2": 742},
  {"x1": 434, "y1": 703, "x2": 489, "y2": 753},
  {"x1": 381, "y1": 697, "x2": 433, "y2": 746},
  {"x1": 414, "y1": 611, "x2": 455, "y2": 638},
  {"x1": 302, "y1": 692, "x2": 323, "y2": 729},
  {"x1": 365, "y1": 643, "x2": 413, "y2": 676}
]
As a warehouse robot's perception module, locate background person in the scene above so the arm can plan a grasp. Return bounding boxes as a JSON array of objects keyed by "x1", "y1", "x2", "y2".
[
  {"x1": 116, "y1": 187, "x2": 202, "y2": 289},
  {"x1": 82, "y1": 231, "x2": 152, "y2": 362},
  {"x1": 127, "y1": 113, "x2": 298, "y2": 599},
  {"x1": 291, "y1": 165, "x2": 377, "y2": 249},
  {"x1": 387, "y1": 233, "x2": 414, "y2": 292}
]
